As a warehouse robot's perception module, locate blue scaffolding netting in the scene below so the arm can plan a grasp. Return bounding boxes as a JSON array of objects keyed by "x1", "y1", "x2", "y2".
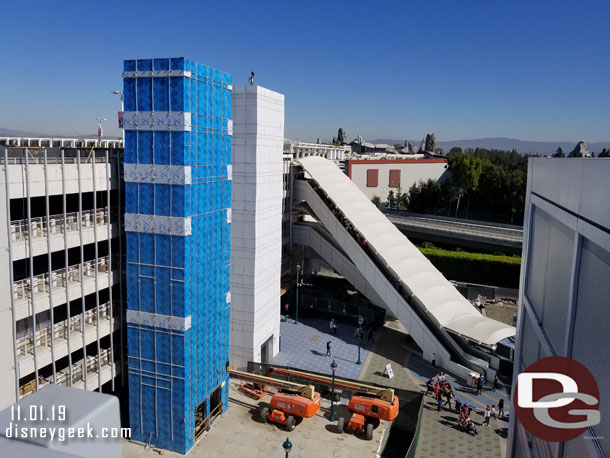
[{"x1": 123, "y1": 57, "x2": 232, "y2": 454}]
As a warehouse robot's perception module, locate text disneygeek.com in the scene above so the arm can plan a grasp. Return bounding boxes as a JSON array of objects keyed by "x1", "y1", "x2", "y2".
[{"x1": 5, "y1": 422, "x2": 131, "y2": 442}]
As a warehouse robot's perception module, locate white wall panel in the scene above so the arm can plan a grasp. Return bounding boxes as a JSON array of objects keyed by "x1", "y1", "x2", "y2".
[{"x1": 230, "y1": 86, "x2": 285, "y2": 368}]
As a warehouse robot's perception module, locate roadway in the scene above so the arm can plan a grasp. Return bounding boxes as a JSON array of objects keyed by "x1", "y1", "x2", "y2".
[{"x1": 382, "y1": 211, "x2": 523, "y2": 252}]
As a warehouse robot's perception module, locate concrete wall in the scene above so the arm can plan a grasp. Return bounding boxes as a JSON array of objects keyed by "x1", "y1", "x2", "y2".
[
  {"x1": 230, "y1": 85, "x2": 285, "y2": 369},
  {"x1": 347, "y1": 159, "x2": 448, "y2": 202},
  {"x1": 5, "y1": 163, "x2": 115, "y2": 198},
  {"x1": 0, "y1": 183, "x2": 17, "y2": 408}
]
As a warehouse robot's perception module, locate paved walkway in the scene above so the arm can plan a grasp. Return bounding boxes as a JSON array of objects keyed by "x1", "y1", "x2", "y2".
[
  {"x1": 356, "y1": 321, "x2": 509, "y2": 458},
  {"x1": 273, "y1": 317, "x2": 371, "y2": 380},
  {"x1": 273, "y1": 317, "x2": 510, "y2": 457}
]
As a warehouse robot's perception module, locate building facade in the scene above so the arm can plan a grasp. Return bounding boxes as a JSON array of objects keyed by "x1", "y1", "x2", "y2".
[
  {"x1": 122, "y1": 57, "x2": 232, "y2": 454},
  {"x1": 0, "y1": 148, "x2": 123, "y2": 411},
  {"x1": 509, "y1": 158, "x2": 610, "y2": 458},
  {"x1": 346, "y1": 158, "x2": 448, "y2": 202},
  {"x1": 230, "y1": 85, "x2": 284, "y2": 369}
]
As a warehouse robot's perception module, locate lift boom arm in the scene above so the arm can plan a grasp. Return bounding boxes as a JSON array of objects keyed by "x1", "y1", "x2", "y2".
[
  {"x1": 267, "y1": 367, "x2": 394, "y2": 402},
  {"x1": 229, "y1": 369, "x2": 315, "y2": 400}
]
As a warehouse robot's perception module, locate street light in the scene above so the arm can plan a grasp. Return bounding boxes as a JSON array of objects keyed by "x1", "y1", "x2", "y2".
[
  {"x1": 295, "y1": 263, "x2": 301, "y2": 324},
  {"x1": 329, "y1": 359, "x2": 337, "y2": 421},
  {"x1": 282, "y1": 437, "x2": 292, "y2": 458},
  {"x1": 111, "y1": 90, "x2": 125, "y2": 144},
  {"x1": 356, "y1": 315, "x2": 364, "y2": 365}
]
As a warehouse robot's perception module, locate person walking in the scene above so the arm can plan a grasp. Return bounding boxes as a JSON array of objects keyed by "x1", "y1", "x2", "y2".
[
  {"x1": 333, "y1": 320, "x2": 338, "y2": 335},
  {"x1": 463, "y1": 403, "x2": 470, "y2": 417},
  {"x1": 367, "y1": 326, "x2": 374, "y2": 343},
  {"x1": 458, "y1": 409, "x2": 466, "y2": 428},
  {"x1": 491, "y1": 405, "x2": 496, "y2": 418},
  {"x1": 443, "y1": 388, "x2": 452, "y2": 408},
  {"x1": 326, "y1": 341, "x2": 332, "y2": 357},
  {"x1": 438, "y1": 371, "x2": 446, "y2": 383},
  {"x1": 493, "y1": 375, "x2": 499, "y2": 392},
  {"x1": 329, "y1": 319, "x2": 335, "y2": 335},
  {"x1": 466, "y1": 417, "x2": 478, "y2": 435},
  {"x1": 484, "y1": 405, "x2": 491, "y2": 426},
  {"x1": 498, "y1": 399, "x2": 505, "y2": 419},
  {"x1": 477, "y1": 375, "x2": 485, "y2": 395},
  {"x1": 425, "y1": 378, "x2": 434, "y2": 397},
  {"x1": 436, "y1": 391, "x2": 443, "y2": 412}
]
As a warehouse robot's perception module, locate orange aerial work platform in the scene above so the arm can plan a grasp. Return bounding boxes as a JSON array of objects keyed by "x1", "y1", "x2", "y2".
[{"x1": 229, "y1": 369, "x2": 321, "y2": 431}]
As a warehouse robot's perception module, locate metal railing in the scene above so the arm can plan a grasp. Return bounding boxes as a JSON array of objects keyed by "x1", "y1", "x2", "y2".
[
  {"x1": 13, "y1": 256, "x2": 113, "y2": 301},
  {"x1": 3, "y1": 155, "x2": 111, "y2": 165},
  {"x1": 1, "y1": 136, "x2": 122, "y2": 149},
  {"x1": 19, "y1": 349, "x2": 113, "y2": 398},
  {"x1": 16, "y1": 302, "x2": 113, "y2": 357},
  {"x1": 10, "y1": 208, "x2": 110, "y2": 242}
]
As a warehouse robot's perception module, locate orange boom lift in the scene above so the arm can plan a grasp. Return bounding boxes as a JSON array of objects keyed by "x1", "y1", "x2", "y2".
[
  {"x1": 229, "y1": 369, "x2": 321, "y2": 431},
  {"x1": 266, "y1": 367, "x2": 399, "y2": 440}
]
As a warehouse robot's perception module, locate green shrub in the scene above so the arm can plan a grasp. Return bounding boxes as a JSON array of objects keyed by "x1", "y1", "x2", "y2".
[{"x1": 418, "y1": 247, "x2": 521, "y2": 288}]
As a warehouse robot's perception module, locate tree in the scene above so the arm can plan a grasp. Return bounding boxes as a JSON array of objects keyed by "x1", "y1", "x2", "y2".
[
  {"x1": 449, "y1": 146, "x2": 463, "y2": 155},
  {"x1": 387, "y1": 190, "x2": 396, "y2": 209},
  {"x1": 399, "y1": 190, "x2": 409, "y2": 209},
  {"x1": 395, "y1": 187, "x2": 404, "y2": 210},
  {"x1": 408, "y1": 179, "x2": 445, "y2": 213},
  {"x1": 371, "y1": 195, "x2": 381, "y2": 207},
  {"x1": 553, "y1": 147, "x2": 564, "y2": 158},
  {"x1": 599, "y1": 148, "x2": 610, "y2": 158},
  {"x1": 447, "y1": 153, "x2": 484, "y2": 216}
]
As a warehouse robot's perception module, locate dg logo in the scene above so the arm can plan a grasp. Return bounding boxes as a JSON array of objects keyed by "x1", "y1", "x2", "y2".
[{"x1": 514, "y1": 356, "x2": 601, "y2": 442}]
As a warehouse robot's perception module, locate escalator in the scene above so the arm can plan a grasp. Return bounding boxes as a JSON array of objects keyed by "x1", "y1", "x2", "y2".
[{"x1": 293, "y1": 157, "x2": 515, "y2": 377}]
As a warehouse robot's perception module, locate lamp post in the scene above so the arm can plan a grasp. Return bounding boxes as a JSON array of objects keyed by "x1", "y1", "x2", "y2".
[
  {"x1": 111, "y1": 90, "x2": 124, "y2": 144},
  {"x1": 295, "y1": 263, "x2": 301, "y2": 324},
  {"x1": 283, "y1": 437, "x2": 292, "y2": 458},
  {"x1": 329, "y1": 359, "x2": 337, "y2": 421},
  {"x1": 357, "y1": 315, "x2": 364, "y2": 365}
]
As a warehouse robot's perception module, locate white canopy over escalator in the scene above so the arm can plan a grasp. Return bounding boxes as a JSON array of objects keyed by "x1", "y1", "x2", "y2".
[{"x1": 297, "y1": 156, "x2": 515, "y2": 347}]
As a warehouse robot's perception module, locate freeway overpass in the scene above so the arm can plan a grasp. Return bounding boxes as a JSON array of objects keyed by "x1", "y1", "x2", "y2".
[{"x1": 382, "y1": 210, "x2": 523, "y2": 254}]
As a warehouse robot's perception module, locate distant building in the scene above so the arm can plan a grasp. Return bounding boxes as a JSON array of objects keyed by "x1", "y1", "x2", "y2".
[
  {"x1": 508, "y1": 158, "x2": 610, "y2": 458},
  {"x1": 346, "y1": 158, "x2": 449, "y2": 202},
  {"x1": 349, "y1": 139, "x2": 397, "y2": 154}
]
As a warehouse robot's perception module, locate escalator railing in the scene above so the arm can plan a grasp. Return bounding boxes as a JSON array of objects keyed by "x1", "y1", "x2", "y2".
[{"x1": 299, "y1": 177, "x2": 490, "y2": 375}]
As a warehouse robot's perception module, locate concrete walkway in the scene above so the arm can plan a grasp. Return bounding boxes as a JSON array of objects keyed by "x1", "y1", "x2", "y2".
[
  {"x1": 273, "y1": 318, "x2": 371, "y2": 380},
  {"x1": 356, "y1": 320, "x2": 509, "y2": 458}
]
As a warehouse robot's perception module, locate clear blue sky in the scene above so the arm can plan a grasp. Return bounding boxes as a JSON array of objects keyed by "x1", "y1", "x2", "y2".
[{"x1": 1, "y1": 0, "x2": 609, "y2": 143}]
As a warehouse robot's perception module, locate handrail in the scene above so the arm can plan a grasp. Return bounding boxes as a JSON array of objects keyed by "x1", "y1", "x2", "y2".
[
  {"x1": 16, "y1": 302, "x2": 114, "y2": 357},
  {"x1": 19, "y1": 349, "x2": 113, "y2": 397},
  {"x1": 10, "y1": 208, "x2": 113, "y2": 241},
  {"x1": 193, "y1": 401, "x2": 224, "y2": 440},
  {"x1": 2, "y1": 156, "x2": 110, "y2": 165},
  {"x1": 13, "y1": 255, "x2": 115, "y2": 300}
]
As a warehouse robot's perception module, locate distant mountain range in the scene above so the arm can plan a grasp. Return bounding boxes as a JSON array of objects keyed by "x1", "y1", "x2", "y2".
[
  {"x1": 369, "y1": 137, "x2": 610, "y2": 155},
  {"x1": 2, "y1": 128, "x2": 608, "y2": 155}
]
